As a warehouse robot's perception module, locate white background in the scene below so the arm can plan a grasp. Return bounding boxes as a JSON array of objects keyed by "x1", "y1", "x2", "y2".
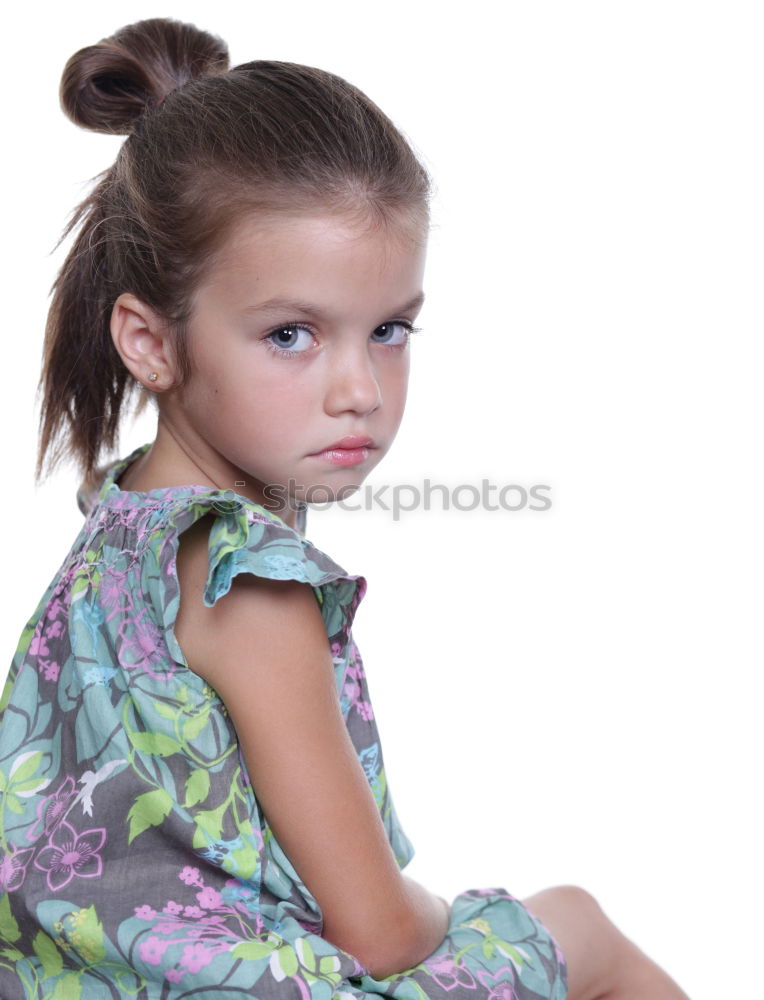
[{"x1": 4, "y1": 4, "x2": 763, "y2": 998}]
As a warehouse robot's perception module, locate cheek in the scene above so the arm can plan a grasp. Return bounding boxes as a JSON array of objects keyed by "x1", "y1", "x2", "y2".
[
  {"x1": 213, "y1": 364, "x2": 317, "y2": 437},
  {"x1": 382, "y1": 358, "x2": 410, "y2": 415}
]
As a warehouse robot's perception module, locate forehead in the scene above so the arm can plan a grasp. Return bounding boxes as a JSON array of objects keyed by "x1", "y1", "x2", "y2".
[{"x1": 201, "y1": 210, "x2": 427, "y2": 300}]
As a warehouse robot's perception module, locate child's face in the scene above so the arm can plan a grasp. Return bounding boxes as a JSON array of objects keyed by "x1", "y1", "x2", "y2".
[{"x1": 169, "y1": 210, "x2": 427, "y2": 514}]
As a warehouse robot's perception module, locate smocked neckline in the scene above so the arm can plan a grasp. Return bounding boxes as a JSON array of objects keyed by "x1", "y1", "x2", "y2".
[
  {"x1": 95, "y1": 442, "x2": 308, "y2": 536},
  {"x1": 98, "y1": 443, "x2": 224, "y2": 505}
]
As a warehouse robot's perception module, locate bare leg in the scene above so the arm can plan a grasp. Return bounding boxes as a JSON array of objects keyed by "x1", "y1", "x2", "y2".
[{"x1": 522, "y1": 885, "x2": 690, "y2": 1000}]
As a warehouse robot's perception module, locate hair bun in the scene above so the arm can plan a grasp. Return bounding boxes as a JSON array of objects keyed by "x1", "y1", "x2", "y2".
[{"x1": 60, "y1": 17, "x2": 229, "y2": 135}]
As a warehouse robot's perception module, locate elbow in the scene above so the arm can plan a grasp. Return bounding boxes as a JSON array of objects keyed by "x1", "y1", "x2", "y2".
[
  {"x1": 354, "y1": 942, "x2": 418, "y2": 981},
  {"x1": 326, "y1": 910, "x2": 428, "y2": 980},
  {"x1": 364, "y1": 947, "x2": 417, "y2": 982}
]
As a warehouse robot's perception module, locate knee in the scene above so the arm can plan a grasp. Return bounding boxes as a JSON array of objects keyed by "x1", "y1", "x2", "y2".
[
  {"x1": 528, "y1": 884, "x2": 609, "y2": 938},
  {"x1": 554, "y1": 884, "x2": 603, "y2": 915},
  {"x1": 524, "y1": 885, "x2": 627, "y2": 998}
]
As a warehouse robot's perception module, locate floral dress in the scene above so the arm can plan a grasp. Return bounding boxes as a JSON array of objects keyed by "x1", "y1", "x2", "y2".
[{"x1": 0, "y1": 442, "x2": 568, "y2": 999}]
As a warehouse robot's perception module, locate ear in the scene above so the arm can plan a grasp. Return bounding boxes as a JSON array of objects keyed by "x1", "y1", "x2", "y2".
[{"x1": 110, "y1": 293, "x2": 178, "y2": 390}]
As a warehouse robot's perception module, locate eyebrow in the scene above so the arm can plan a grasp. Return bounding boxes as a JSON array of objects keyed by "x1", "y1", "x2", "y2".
[{"x1": 241, "y1": 291, "x2": 426, "y2": 320}]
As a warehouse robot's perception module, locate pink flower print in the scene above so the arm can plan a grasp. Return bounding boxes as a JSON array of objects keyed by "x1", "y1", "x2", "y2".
[
  {"x1": 179, "y1": 866, "x2": 202, "y2": 886},
  {"x1": 29, "y1": 632, "x2": 50, "y2": 657},
  {"x1": 45, "y1": 619, "x2": 65, "y2": 640},
  {"x1": 100, "y1": 567, "x2": 130, "y2": 611},
  {"x1": 27, "y1": 776, "x2": 76, "y2": 841},
  {"x1": 163, "y1": 900, "x2": 183, "y2": 915},
  {"x1": 351, "y1": 650, "x2": 366, "y2": 679},
  {"x1": 155, "y1": 921, "x2": 182, "y2": 935},
  {"x1": 486, "y1": 984, "x2": 518, "y2": 1000},
  {"x1": 41, "y1": 661, "x2": 60, "y2": 682},
  {"x1": 117, "y1": 612, "x2": 165, "y2": 675},
  {"x1": 33, "y1": 820, "x2": 106, "y2": 892},
  {"x1": 139, "y1": 935, "x2": 170, "y2": 965},
  {"x1": 180, "y1": 942, "x2": 214, "y2": 974},
  {"x1": 47, "y1": 597, "x2": 66, "y2": 619},
  {"x1": 184, "y1": 905, "x2": 204, "y2": 919},
  {"x1": 196, "y1": 886, "x2": 222, "y2": 910},
  {"x1": 476, "y1": 968, "x2": 520, "y2": 1000},
  {"x1": 134, "y1": 905, "x2": 157, "y2": 920},
  {"x1": 0, "y1": 846, "x2": 35, "y2": 892},
  {"x1": 331, "y1": 641, "x2": 342, "y2": 657},
  {"x1": 426, "y1": 954, "x2": 478, "y2": 992},
  {"x1": 165, "y1": 969, "x2": 184, "y2": 984},
  {"x1": 357, "y1": 701, "x2": 374, "y2": 721},
  {"x1": 345, "y1": 680, "x2": 360, "y2": 703}
]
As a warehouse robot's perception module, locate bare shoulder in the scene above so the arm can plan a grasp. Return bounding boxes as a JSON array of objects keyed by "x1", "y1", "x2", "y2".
[{"x1": 173, "y1": 512, "x2": 327, "y2": 686}]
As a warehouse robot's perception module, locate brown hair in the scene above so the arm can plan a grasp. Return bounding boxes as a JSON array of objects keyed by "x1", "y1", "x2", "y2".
[{"x1": 37, "y1": 17, "x2": 431, "y2": 485}]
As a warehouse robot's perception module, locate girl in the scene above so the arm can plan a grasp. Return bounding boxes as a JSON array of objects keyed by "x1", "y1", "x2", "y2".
[{"x1": 0, "y1": 17, "x2": 689, "y2": 1000}]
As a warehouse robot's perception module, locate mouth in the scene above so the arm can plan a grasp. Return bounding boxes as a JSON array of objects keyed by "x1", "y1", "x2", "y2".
[{"x1": 309, "y1": 437, "x2": 376, "y2": 467}]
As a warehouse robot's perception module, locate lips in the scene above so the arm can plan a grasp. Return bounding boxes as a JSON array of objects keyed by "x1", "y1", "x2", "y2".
[
  {"x1": 315, "y1": 436, "x2": 375, "y2": 452},
  {"x1": 308, "y1": 436, "x2": 376, "y2": 468}
]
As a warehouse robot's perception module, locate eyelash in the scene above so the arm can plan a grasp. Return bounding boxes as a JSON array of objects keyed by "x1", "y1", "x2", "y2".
[{"x1": 263, "y1": 321, "x2": 423, "y2": 360}]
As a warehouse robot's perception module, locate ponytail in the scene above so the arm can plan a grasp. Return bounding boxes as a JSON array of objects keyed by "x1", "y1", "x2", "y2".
[{"x1": 37, "y1": 17, "x2": 430, "y2": 485}]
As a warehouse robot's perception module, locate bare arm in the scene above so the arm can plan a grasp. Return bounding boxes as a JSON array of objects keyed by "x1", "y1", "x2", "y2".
[{"x1": 174, "y1": 515, "x2": 450, "y2": 978}]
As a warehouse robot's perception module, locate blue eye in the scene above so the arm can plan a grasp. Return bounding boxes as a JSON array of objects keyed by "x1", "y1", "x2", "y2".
[
  {"x1": 265, "y1": 324, "x2": 314, "y2": 358},
  {"x1": 370, "y1": 322, "x2": 415, "y2": 347},
  {"x1": 264, "y1": 320, "x2": 422, "y2": 359}
]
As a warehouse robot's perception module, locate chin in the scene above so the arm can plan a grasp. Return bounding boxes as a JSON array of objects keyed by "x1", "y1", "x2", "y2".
[{"x1": 302, "y1": 482, "x2": 362, "y2": 505}]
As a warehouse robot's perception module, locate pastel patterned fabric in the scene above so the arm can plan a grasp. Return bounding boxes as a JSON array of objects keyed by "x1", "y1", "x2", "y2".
[{"x1": 0, "y1": 442, "x2": 568, "y2": 999}]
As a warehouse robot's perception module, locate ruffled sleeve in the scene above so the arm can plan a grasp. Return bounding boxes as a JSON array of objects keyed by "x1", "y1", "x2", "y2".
[{"x1": 201, "y1": 500, "x2": 367, "y2": 648}]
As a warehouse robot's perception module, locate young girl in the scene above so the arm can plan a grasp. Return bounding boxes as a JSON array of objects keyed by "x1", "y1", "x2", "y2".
[{"x1": 0, "y1": 17, "x2": 689, "y2": 1000}]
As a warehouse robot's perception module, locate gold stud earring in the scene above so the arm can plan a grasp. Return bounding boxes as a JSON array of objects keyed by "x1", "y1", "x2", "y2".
[{"x1": 148, "y1": 372, "x2": 159, "y2": 382}]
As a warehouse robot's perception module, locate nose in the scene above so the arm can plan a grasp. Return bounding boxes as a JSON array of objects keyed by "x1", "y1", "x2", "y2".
[{"x1": 324, "y1": 341, "x2": 382, "y2": 417}]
